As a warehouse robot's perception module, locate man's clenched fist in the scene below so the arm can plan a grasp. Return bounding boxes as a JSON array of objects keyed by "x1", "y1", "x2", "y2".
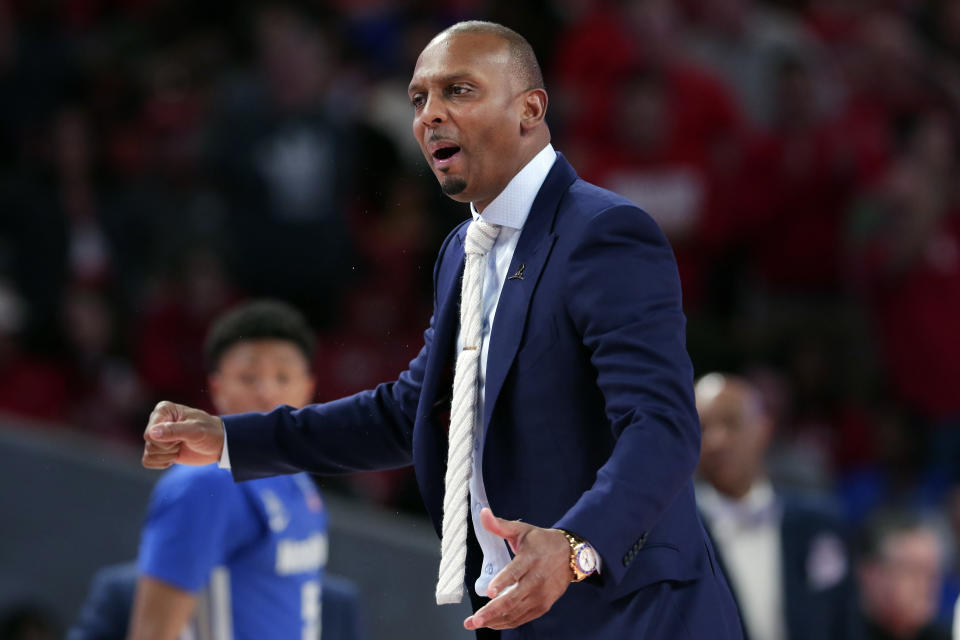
[{"x1": 142, "y1": 401, "x2": 226, "y2": 469}]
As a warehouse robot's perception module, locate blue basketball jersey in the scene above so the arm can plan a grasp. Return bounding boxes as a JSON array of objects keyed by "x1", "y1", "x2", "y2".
[{"x1": 138, "y1": 464, "x2": 327, "y2": 640}]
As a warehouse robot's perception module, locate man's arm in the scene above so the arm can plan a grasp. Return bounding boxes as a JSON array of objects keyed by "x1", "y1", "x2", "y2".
[
  {"x1": 554, "y1": 203, "x2": 700, "y2": 583},
  {"x1": 142, "y1": 326, "x2": 432, "y2": 474},
  {"x1": 130, "y1": 467, "x2": 254, "y2": 638},
  {"x1": 140, "y1": 221, "x2": 468, "y2": 478},
  {"x1": 126, "y1": 577, "x2": 196, "y2": 640}
]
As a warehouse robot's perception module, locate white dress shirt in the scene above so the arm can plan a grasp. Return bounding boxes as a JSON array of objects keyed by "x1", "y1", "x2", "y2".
[
  {"x1": 697, "y1": 480, "x2": 786, "y2": 640},
  {"x1": 458, "y1": 143, "x2": 557, "y2": 597}
]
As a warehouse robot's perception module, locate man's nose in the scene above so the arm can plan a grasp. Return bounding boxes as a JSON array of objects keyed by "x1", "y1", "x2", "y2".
[
  {"x1": 254, "y1": 381, "x2": 284, "y2": 410},
  {"x1": 419, "y1": 94, "x2": 445, "y2": 127}
]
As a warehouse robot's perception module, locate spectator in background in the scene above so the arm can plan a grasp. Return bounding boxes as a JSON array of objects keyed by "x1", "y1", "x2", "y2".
[
  {"x1": 830, "y1": 9, "x2": 933, "y2": 186},
  {"x1": 61, "y1": 284, "x2": 144, "y2": 441},
  {"x1": 858, "y1": 511, "x2": 950, "y2": 640},
  {"x1": 746, "y1": 52, "x2": 858, "y2": 293},
  {"x1": 135, "y1": 246, "x2": 240, "y2": 414},
  {"x1": 206, "y1": 2, "x2": 394, "y2": 328},
  {"x1": 127, "y1": 300, "x2": 362, "y2": 640},
  {"x1": 695, "y1": 372, "x2": 861, "y2": 640},
  {"x1": 683, "y1": 0, "x2": 829, "y2": 127},
  {"x1": 849, "y1": 112, "x2": 960, "y2": 423},
  {"x1": 552, "y1": 0, "x2": 750, "y2": 311}
]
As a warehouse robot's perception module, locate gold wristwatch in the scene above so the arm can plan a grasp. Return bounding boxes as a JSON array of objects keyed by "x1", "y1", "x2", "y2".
[{"x1": 560, "y1": 530, "x2": 598, "y2": 582}]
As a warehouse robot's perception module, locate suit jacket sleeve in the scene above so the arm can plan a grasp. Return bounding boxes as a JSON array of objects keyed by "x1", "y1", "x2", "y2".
[
  {"x1": 223, "y1": 318, "x2": 431, "y2": 480},
  {"x1": 553, "y1": 204, "x2": 701, "y2": 586},
  {"x1": 221, "y1": 224, "x2": 471, "y2": 481}
]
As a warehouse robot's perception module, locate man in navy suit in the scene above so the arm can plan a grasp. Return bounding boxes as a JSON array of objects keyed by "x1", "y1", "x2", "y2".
[
  {"x1": 695, "y1": 373, "x2": 861, "y2": 640},
  {"x1": 141, "y1": 21, "x2": 742, "y2": 639}
]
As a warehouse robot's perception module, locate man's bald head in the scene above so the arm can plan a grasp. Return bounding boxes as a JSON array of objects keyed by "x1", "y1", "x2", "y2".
[
  {"x1": 430, "y1": 21, "x2": 545, "y2": 92},
  {"x1": 410, "y1": 20, "x2": 550, "y2": 210}
]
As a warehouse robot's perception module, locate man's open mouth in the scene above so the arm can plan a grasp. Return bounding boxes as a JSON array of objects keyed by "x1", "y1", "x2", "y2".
[{"x1": 433, "y1": 145, "x2": 461, "y2": 161}]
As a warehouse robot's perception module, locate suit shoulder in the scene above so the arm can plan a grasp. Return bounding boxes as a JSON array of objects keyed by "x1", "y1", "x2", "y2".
[
  {"x1": 566, "y1": 177, "x2": 638, "y2": 212},
  {"x1": 559, "y1": 178, "x2": 665, "y2": 237},
  {"x1": 433, "y1": 217, "x2": 469, "y2": 274}
]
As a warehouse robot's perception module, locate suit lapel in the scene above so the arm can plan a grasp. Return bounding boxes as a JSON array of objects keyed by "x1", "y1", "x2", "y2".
[{"x1": 482, "y1": 154, "x2": 577, "y2": 432}]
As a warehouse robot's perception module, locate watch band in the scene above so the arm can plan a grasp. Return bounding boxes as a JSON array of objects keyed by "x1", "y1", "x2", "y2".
[{"x1": 560, "y1": 529, "x2": 594, "y2": 582}]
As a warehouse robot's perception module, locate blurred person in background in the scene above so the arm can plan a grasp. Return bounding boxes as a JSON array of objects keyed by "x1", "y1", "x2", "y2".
[
  {"x1": 134, "y1": 246, "x2": 240, "y2": 413},
  {"x1": 552, "y1": 0, "x2": 752, "y2": 315},
  {"x1": 122, "y1": 300, "x2": 361, "y2": 640},
  {"x1": 682, "y1": 0, "x2": 828, "y2": 127},
  {"x1": 745, "y1": 52, "x2": 858, "y2": 294},
  {"x1": 695, "y1": 372, "x2": 861, "y2": 640},
  {"x1": 206, "y1": 2, "x2": 385, "y2": 328},
  {"x1": 858, "y1": 511, "x2": 950, "y2": 640},
  {"x1": 849, "y1": 111, "x2": 960, "y2": 425},
  {"x1": 60, "y1": 283, "x2": 144, "y2": 441}
]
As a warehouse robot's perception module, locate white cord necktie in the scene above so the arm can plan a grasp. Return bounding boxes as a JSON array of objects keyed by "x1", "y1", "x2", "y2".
[{"x1": 436, "y1": 218, "x2": 502, "y2": 605}]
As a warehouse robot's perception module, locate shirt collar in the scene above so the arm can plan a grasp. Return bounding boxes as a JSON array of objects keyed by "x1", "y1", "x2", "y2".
[
  {"x1": 697, "y1": 479, "x2": 781, "y2": 529},
  {"x1": 469, "y1": 143, "x2": 557, "y2": 230}
]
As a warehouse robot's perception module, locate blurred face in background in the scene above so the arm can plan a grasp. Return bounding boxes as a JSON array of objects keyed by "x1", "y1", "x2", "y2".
[
  {"x1": 859, "y1": 527, "x2": 943, "y2": 637},
  {"x1": 695, "y1": 374, "x2": 772, "y2": 499},
  {"x1": 209, "y1": 339, "x2": 315, "y2": 415}
]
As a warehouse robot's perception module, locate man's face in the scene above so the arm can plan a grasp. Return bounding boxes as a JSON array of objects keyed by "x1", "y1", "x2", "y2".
[
  {"x1": 209, "y1": 339, "x2": 315, "y2": 414},
  {"x1": 408, "y1": 32, "x2": 527, "y2": 210},
  {"x1": 860, "y1": 529, "x2": 943, "y2": 636},
  {"x1": 696, "y1": 378, "x2": 771, "y2": 498}
]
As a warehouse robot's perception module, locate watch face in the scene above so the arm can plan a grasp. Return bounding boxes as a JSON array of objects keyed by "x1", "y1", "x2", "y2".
[{"x1": 576, "y1": 546, "x2": 597, "y2": 574}]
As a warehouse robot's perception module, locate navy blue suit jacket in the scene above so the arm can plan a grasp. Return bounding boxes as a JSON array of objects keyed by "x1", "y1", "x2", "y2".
[
  {"x1": 703, "y1": 496, "x2": 862, "y2": 640},
  {"x1": 67, "y1": 562, "x2": 365, "y2": 640},
  {"x1": 225, "y1": 154, "x2": 742, "y2": 639}
]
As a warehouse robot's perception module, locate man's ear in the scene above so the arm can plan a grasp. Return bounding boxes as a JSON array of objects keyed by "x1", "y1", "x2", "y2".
[{"x1": 519, "y1": 88, "x2": 548, "y2": 133}]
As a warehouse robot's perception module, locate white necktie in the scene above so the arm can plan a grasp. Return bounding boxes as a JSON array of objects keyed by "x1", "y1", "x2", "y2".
[{"x1": 436, "y1": 218, "x2": 502, "y2": 605}]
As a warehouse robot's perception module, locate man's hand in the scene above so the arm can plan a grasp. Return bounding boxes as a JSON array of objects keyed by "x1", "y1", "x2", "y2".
[
  {"x1": 463, "y1": 508, "x2": 573, "y2": 631},
  {"x1": 141, "y1": 401, "x2": 225, "y2": 469}
]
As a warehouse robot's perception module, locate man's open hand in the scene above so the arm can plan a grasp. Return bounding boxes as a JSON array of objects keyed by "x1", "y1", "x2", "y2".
[
  {"x1": 464, "y1": 508, "x2": 574, "y2": 631},
  {"x1": 141, "y1": 401, "x2": 225, "y2": 469}
]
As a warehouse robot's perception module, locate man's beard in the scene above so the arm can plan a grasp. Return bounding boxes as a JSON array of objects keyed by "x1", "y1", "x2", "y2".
[{"x1": 440, "y1": 176, "x2": 467, "y2": 196}]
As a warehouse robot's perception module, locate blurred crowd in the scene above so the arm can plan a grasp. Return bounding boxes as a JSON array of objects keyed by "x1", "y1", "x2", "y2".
[{"x1": 1, "y1": 0, "x2": 960, "y2": 636}]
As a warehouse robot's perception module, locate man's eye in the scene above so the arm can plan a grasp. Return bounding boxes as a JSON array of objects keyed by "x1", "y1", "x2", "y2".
[
  {"x1": 448, "y1": 85, "x2": 468, "y2": 96},
  {"x1": 411, "y1": 94, "x2": 425, "y2": 109}
]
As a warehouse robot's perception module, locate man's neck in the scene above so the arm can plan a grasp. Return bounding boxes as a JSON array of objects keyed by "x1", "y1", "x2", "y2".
[{"x1": 473, "y1": 136, "x2": 551, "y2": 213}]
